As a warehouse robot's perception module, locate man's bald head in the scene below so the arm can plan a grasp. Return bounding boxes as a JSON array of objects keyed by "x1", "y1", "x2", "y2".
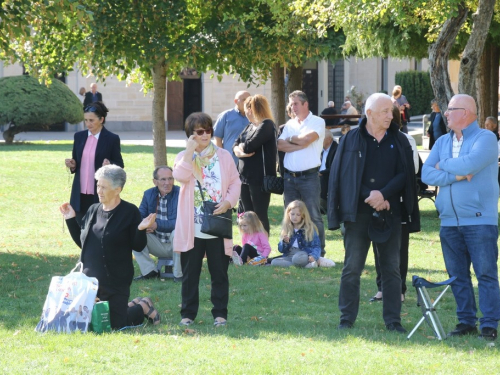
[
  {"x1": 234, "y1": 91, "x2": 251, "y2": 114},
  {"x1": 445, "y1": 94, "x2": 477, "y2": 135}
]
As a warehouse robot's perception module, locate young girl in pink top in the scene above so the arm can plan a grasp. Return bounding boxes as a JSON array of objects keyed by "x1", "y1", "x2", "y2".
[{"x1": 232, "y1": 211, "x2": 271, "y2": 266}]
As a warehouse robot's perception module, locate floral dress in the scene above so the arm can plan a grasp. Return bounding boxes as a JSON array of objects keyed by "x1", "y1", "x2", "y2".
[{"x1": 194, "y1": 152, "x2": 222, "y2": 239}]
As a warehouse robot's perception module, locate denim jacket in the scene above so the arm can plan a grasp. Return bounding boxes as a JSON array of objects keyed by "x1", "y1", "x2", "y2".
[{"x1": 278, "y1": 228, "x2": 321, "y2": 260}]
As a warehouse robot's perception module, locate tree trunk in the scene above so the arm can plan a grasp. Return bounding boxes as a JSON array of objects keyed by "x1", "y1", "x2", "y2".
[
  {"x1": 458, "y1": 0, "x2": 496, "y2": 98},
  {"x1": 287, "y1": 65, "x2": 302, "y2": 95},
  {"x1": 271, "y1": 63, "x2": 286, "y2": 126},
  {"x1": 152, "y1": 59, "x2": 168, "y2": 167},
  {"x1": 476, "y1": 38, "x2": 494, "y2": 127},
  {"x1": 2, "y1": 123, "x2": 17, "y2": 144},
  {"x1": 428, "y1": 3, "x2": 468, "y2": 116}
]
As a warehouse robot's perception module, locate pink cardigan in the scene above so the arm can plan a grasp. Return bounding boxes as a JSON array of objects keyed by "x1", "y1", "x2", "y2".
[{"x1": 173, "y1": 147, "x2": 241, "y2": 256}]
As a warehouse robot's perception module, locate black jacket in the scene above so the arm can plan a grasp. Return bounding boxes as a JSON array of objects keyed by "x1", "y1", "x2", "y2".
[
  {"x1": 70, "y1": 126, "x2": 124, "y2": 211},
  {"x1": 83, "y1": 91, "x2": 103, "y2": 108},
  {"x1": 427, "y1": 111, "x2": 447, "y2": 150},
  {"x1": 66, "y1": 200, "x2": 147, "y2": 287},
  {"x1": 327, "y1": 118, "x2": 420, "y2": 232}
]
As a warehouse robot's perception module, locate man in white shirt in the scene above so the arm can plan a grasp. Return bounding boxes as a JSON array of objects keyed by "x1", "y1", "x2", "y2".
[{"x1": 278, "y1": 90, "x2": 326, "y2": 256}]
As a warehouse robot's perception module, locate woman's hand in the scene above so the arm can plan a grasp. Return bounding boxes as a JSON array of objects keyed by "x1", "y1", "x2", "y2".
[
  {"x1": 102, "y1": 158, "x2": 110, "y2": 166},
  {"x1": 65, "y1": 158, "x2": 76, "y2": 170},
  {"x1": 213, "y1": 200, "x2": 231, "y2": 215},
  {"x1": 283, "y1": 235, "x2": 290, "y2": 243},
  {"x1": 59, "y1": 203, "x2": 76, "y2": 219},
  {"x1": 186, "y1": 135, "x2": 199, "y2": 153},
  {"x1": 233, "y1": 145, "x2": 255, "y2": 158},
  {"x1": 308, "y1": 255, "x2": 315, "y2": 263},
  {"x1": 138, "y1": 213, "x2": 156, "y2": 231}
]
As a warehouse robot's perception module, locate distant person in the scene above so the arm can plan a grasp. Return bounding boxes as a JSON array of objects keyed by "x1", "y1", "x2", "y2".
[
  {"x1": 213, "y1": 90, "x2": 251, "y2": 165},
  {"x1": 64, "y1": 102, "x2": 124, "y2": 224},
  {"x1": 133, "y1": 166, "x2": 182, "y2": 282},
  {"x1": 427, "y1": 99, "x2": 447, "y2": 150},
  {"x1": 321, "y1": 101, "x2": 339, "y2": 126},
  {"x1": 391, "y1": 85, "x2": 410, "y2": 133},
  {"x1": 338, "y1": 101, "x2": 358, "y2": 125},
  {"x1": 83, "y1": 83, "x2": 103, "y2": 108},
  {"x1": 422, "y1": 94, "x2": 500, "y2": 341},
  {"x1": 484, "y1": 116, "x2": 500, "y2": 189},
  {"x1": 78, "y1": 87, "x2": 86, "y2": 105},
  {"x1": 319, "y1": 131, "x2": 338, "y2": 214}
]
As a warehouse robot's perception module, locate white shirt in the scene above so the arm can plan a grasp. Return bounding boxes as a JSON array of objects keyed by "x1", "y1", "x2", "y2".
[
  {"x1": 320, "y1": 144, "x2": 331, "y2": 172},
  {"x1": 452, "y1": 133, "x2": 463, "y2": 158},
  {"x1": 402, "y1": 132, "x2": 419, "y2": 173},
  {"x1": 279, "y1": 112, "x2": 325, "y2": 172}
]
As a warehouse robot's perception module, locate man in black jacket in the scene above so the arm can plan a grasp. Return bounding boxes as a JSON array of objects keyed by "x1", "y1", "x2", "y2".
[
  {"x1": 327, "y1": 93, "x2": 420, "y2": 333},
  {"x1": 83, "y1": 83, "x2": 103, "y2": 108},
  {"x1": 319, "y1": 130, "x2": 338, "y2": 214}
]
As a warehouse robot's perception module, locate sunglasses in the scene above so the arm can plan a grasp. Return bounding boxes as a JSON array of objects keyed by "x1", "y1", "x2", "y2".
[
  {"x1": 193, "y1": 128, "x2": 213, "y2": 136},
  {"x1": 84, "y1": 106, "x2": 98, "y2": 113}
]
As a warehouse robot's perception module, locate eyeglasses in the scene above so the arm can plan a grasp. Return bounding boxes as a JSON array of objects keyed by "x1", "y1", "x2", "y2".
[
  {"x1": 155, "y1": 177, "x2": 174, "y2": 183},
  {"x1": 193, "y1": 128, "x2": 213, "y2": 136},
  {"x1": 84, "y1": 106, "x2": 98, "y2": 113},
  {"x1": 446, "y1": 107, "x2": 466, "y2": 112}
]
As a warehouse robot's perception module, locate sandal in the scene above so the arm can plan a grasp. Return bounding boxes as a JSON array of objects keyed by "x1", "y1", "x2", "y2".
[
  {"x1": 140, "y1": 297, "x2": 161, "y2": 325},
  {"x1": 179, "y1": 318, "x2": 194, "y2": 326},
  {"x1": 128, "y1": 297, "x2": 142, "y2": 307},
  {"x1": 214, "y1": 317, "x2": 227, "y2": 327}
]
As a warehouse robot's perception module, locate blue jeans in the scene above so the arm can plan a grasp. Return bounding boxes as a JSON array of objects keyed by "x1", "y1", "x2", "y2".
[
  {"x1": 440, "y1": 225, "x2": 500, "y2": 329},
  {"x1": 339, "y1": 213, "x2": 402, "y2": 325},
  {"x1": 284, "y1": 172, "x2": 325, "y2": 255}
]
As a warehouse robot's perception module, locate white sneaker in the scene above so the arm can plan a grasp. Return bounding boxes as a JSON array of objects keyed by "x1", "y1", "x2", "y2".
[
  {"x1": 305, "y1": 261, "x2": 318, "y2": 269},
  {"x1": 232, "y1": 251, "x2": 243, "y2": 266},
  {"x1": 318, "y1": 257, "x2": 336, "y2": 267}
]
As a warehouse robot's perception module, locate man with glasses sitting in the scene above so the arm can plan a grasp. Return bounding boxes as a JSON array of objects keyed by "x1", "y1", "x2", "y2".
[{"x1": 133, "y1": 166, "x2": 182, "y2": 281}]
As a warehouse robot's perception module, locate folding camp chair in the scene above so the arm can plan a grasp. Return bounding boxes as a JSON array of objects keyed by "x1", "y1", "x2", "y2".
[{"x1": 407, "y1": 275, "x2": 457, "y2": 340}]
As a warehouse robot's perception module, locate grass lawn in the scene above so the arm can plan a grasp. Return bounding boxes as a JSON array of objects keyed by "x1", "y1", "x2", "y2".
[{"x1": 0, "y1": 141, "x2": 499, "y2": 374}]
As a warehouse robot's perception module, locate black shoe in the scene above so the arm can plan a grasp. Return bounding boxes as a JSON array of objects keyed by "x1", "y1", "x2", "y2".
[
  {"x1": 479, "y1": 327, "x2": 497, "y2": 341},
  {"x1": 133, "y1": 270, "x2": 159, "y2": 281},
  {"x1": 173, "y1": 277, "x2": 182, "y2": 283},
  {"x1": 369, "y1": 295, "x2": 383, "y2": 302},
  {"x1": 447, "y1": 323, "x2": 478, "y2": 337},
  {"x1": 386, "y1": 322, "x2": 407, "y2": 333},
  {"x1": 338, "y1": 320, "x2": 353, "y2": 329}
]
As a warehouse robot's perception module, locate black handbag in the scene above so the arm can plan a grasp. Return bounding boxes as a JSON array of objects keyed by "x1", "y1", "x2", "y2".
[
  {"x1": 197, "y1": 181, "x2": 233, "y2": 239},
  {"x1": 261, "y1": 148, "x2": 284, "y2": 195}
]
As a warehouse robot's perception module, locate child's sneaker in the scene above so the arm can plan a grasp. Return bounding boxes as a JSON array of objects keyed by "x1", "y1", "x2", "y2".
[
  {"x1": 232, "y1": 251, "x2": 243, "y2": 266},
  {"x1": 305, "y1": 261, "x2": 318, "y2": 269},
  {"x1": 248, "y1": 255, "x2": 267, "y2": 266},
  {"x1": 317, "y1": 257, "x2": 336, "y2": 267}
]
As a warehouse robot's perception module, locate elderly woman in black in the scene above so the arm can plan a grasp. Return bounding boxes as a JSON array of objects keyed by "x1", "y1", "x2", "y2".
[
  {"x1": 233, "y1": 94, "x2": 277, "y2": 234},
  {"x1": 65, "y1": 102, "x2": 124, "y2": 225},
  {"x1": 60, "y1": 165, "x2": 160, "y2": 330}
]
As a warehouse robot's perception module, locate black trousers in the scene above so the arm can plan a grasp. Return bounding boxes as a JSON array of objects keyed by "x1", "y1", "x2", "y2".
[
  {"x1": 97, "y1": 284, "x2": 144, "y2": 329},
  {"x1": 240, "y1": 183, "x2": 271, "y2": 234},
  {"x1": 234, "y1": 244, "x2": 259, "y2": 263},
  {"x1": 180, "y1": 237, "x2": 230, "y2": 321},
  {"x1": 374, "y1": 223, "x2": 409, "y2": 295}
]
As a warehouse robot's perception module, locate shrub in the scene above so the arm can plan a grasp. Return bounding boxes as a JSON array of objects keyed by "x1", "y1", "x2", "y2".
[
  {"x1": 0, "y1": 75, "x2": 83, "y2": 144},
  {"x1": 395, "y1": 71, "x2": 434, "y2": 117}
]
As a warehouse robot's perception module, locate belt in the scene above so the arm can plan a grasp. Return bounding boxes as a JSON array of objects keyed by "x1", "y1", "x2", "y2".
[{"x1": 284, "y1": 167, "x2": 319, "y2": 177}]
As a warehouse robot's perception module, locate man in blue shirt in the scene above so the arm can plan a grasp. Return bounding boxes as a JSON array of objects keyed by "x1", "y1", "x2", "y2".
[
  {"x1": 422, "y1": 94, "x2": 500, "y2": 341},
  {"x1": 214, "y1": 90, "x2": 251, "y2": 165}
]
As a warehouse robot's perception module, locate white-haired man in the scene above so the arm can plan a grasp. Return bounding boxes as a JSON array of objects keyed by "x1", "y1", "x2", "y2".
[
  {"x1": 328, "y1": 93, "x2": 419, "y2": 333},
  {"x1": 321, "y1": 101, "x2": 339, "y2": 127}
]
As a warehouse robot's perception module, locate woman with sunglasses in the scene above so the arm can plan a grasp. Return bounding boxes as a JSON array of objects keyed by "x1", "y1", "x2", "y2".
[
  {"x1": 173, "y1": 112, "x2": 241, "y2": 327},
  {"x1": 64, "y1": 101, "x2": 124, "y2": 224},
  {"x1": 233, "y1": 94, "x2": 277, "y2": 234}
]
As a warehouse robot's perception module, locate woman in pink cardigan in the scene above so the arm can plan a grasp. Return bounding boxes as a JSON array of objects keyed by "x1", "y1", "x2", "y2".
[{"x1": 173, "y1": 112, "x2": 241, "y2": 327}]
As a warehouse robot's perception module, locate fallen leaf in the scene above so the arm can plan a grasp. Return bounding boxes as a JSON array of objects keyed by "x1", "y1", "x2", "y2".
[
  {"x1": 251, "y1": 316, "x2": 259, "y2": 321},
  {"x1": 283, "y1": 272, "x2": 291, "y2": 275},
  {"x1": 13, "y1": 330, "x2": 21, "y2": 336},
  {"x1": 184, "y1": 328, "x2": 196, "y2": 334},
  {"x1": 134, "y1": 339, "x2": 140, "y2": 343}
]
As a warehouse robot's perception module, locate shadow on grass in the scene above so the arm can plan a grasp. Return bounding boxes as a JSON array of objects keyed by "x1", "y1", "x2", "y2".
[{"x1": 1, "y1": 250, "x2": 469, "y2": 348}]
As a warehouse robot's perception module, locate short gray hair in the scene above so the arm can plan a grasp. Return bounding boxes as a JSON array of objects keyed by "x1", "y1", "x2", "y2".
[
  {"x1": 324, "y1": 130, "x2": 334, "y2": 140},
  {"x1": 289, "y1": 90, "x2": 308, "y2": 104},
  {"x1": 95, "y1": 165, "x2": 126, "y2": 189},
  {"x1": 328, "y1": 101, "x2": 335, "y2": 107},
  {"x1": 153, "y1": 165, "x2": 172, "y2": 180},
  {"x1": 365, "y1": 93, "x2": 392, "y2": 112}
]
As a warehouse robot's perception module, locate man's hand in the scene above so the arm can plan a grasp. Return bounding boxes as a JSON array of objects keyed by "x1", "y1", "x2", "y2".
[
  {"x1": 456, "y1": 174, "x2": 473, "y2": 182},
  {"x1": 138, "y1": 213, "x2": 156, "y2": 230},
  {"x1": 146, "y1": 221, "x2": 158, "y2": 233},
  {"x1": 364, "y1": 190, "x2": 386, "y2": 211}
]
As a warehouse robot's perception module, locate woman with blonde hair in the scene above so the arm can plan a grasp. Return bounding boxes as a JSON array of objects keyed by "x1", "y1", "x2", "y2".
[
  {"x1": 233, "y1": 94, "x2": 277, "y2": 234},
  {"x1": 272, "y1": 200, "x2": 321, "y2": 268}
]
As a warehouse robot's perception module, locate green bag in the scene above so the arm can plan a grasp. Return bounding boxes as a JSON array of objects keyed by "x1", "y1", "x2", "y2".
[{"x1": 89, "y1": 301, "x2": 111, "y2": 333}]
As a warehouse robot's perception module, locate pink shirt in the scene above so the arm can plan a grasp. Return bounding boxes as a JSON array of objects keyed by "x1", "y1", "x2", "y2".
[
  {"x1": 80, "y1": 133, "x2": 99, "y2": 194},
  {"x1": 241, "y1": 232, "x2": 271, "y2": 258}
]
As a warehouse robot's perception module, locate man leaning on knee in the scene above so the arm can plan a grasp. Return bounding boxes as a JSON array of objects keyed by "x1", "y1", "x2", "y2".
[
  {"x1": 133, "y1": 166, "x2": 182, "y2": 282},
  {"x1": 422, "y1": 94, "x2": 500, "y2": 341}
]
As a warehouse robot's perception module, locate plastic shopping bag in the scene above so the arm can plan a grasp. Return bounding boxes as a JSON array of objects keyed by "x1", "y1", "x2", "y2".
[{"x1": 35, "y1": 262, "x2": 99, "y2": 333}]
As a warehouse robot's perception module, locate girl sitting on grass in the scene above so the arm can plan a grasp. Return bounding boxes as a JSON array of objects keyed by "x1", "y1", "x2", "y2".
[
  {"x1": 232, "y1": 211, "x2": 271, "y2": 266},
  {"x1": 271, "y1": 200, "x2": 321, "y2": 268}
]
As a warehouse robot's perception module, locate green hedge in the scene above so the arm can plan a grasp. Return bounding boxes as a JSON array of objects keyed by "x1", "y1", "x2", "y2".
[{"x1": 395, "y1": 70, "x2": 434, "y2": 118}]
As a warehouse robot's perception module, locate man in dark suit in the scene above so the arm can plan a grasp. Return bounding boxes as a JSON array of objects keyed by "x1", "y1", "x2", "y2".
[
  {"x1": 319, "y1": 130, "x2": 338, "y2": 214},
  {"x1": 83, "y1": 83, "x2": 103, "y2": 108},
  {"x1": 321, "y1": 101, "x2": 339, "y2": 126}
]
